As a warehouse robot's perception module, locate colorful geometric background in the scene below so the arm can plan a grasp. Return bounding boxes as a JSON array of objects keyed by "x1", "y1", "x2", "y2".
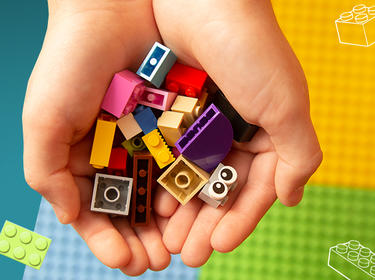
[{"x1": 2, "y1": 0, "x2": 375, "y2": 279}]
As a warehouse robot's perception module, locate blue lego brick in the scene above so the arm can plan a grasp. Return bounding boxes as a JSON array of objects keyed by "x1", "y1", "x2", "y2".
[
  {"x1": 23, "y1": 198, "x2": 199, "y2": 280},
  {"x1": 137, "y1": 42, "x2": 177, "y2": 88},
  {"x1": 134, "y1": 107, "x2": 158, "y2": 135}
]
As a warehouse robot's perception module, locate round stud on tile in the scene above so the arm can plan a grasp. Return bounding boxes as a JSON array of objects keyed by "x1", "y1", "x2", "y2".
[
  {"x1": 150, "y1": 58, "x2": 158, "y2": 66},
  {"x1": 20, "y1": 231, "x2": 32, "y2": 244},
  {"x1": 148, "y1": 134, "x2": 160, "y2": 147},
  {"x1": 28, "y1": 253, "x2": 41, "y2": 266},
  {"x1": 0, "y1": 240, "x2": 10, "y2": 253},
  {"x1": 35, "y1": 238, "x2": 48, "y2": 251},
  {"x1": 157, "y1": 150, "x2": 171, "y2": 163},
  {"x1": 13, "y1": 246, "x2": 26, "y2": 259},
  {"x1": 4, "y1": 224, "x2": 17, "y2": 238}
]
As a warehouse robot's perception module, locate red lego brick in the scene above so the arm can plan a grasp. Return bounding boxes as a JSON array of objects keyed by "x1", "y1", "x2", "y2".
[
  {"x1": 165, "y1": 63, "x2": 208, "y2": 98},
  {"x1": 107, "y1": 147, "x2": 127, "y2": 176},
  {"x1": 131, "y1": 152, "x2": 153, "y2": 227}
]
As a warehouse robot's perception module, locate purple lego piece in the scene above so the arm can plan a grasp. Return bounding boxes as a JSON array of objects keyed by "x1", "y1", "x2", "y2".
[
  {"x1": 101, "y1": 70, "x2": 145, "y2": 118},
  {"x1": 175, "y1": 104, "x2": 233, "y2": 172},
  {"x1": 138, "y1": 87, "x2": 177, "y2": 111}
]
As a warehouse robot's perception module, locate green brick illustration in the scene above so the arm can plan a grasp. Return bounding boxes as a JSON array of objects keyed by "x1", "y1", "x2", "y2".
[
  {"x1": 328, "y1": 240, "x2": 375, "y2": 280},
  {"x1": 0, "y1": 220, "x2": 51, "y2": 269}
]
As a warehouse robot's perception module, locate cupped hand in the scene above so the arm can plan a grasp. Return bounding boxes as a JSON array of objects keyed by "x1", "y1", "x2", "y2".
[
  {"x1": 22, "y1": 0, "x2": 171, "y2": 275},
  {"x1": 151, "y1": 0, "x2": 323, "y2": 267}
]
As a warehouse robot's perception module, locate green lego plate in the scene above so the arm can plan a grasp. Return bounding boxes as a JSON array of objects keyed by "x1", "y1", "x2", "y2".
[
  {"x1": 199, "y1": 185, "x2": 375, "y2": 280},
  {"x1": 0, "y1": 220, "x2": 51, "y2": 270}
]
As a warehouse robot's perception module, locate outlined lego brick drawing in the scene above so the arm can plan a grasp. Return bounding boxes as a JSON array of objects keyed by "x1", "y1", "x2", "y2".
[
  {"x1": 335, "y1": 4, "x2": 375, "y2": 47},
  {"x1": 328, "y1": 240, "x2": 375, "y2": 279}
]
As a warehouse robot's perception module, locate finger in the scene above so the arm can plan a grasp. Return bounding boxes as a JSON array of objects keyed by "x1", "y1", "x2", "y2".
[
  {"x1": 71, "y1": 177, "x2": 131, "y2": 268},
  {"x1": 68, "y1": 131, "x2": 96, "y2": 177},
  {"x1": 23, "y1": 117, "x2": 80, "y2": 224},
  {"x1": 155, "y1": 214, "x2": 169, "y2": 235},
  {"x1": 112, "y1": 218, "x2": 149, "y2": 276},
  {"x1": 180, "y1": 150, "x2": 252, "y2": 267},
  {"x1": 153, "y1": 185, "x2": 179, "y2": 217},
  {"x1": 211, "y1": 151, "x2": 277, "y2": 252},
  {"x1": 162, "y1": 198, "x2": 202, "y2": 254},
  {"x1": 133, "y1": 216, "x2": 171, "y2": 271}
]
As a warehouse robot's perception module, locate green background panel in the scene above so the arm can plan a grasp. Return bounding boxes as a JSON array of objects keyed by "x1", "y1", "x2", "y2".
[{"x1": 200, "y1": 186, "x2": 375, "y2": 280}]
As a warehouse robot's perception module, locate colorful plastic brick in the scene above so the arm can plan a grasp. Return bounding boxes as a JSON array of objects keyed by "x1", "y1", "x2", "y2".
[
  {"x1": 157, "y1": 111, "x2": 186, "y2": 147},
  {"x1": 101, "y1": 70, "x2": 145, "y2": 118},
  {"x1": 165, "y1": 62, "x2": 208, "y2": 98},
  {"x1": 134, "y1": 107, "x2": 158, "y2": 135},
  {"x1": 171, "y1": 95, "x2": 199, "y2": 127},
  {"x1": 198, "y1": 163, "x2": 238, "y2": 208},
  {"x1": 131, "y1": 152, "x2": 153, "y2": 227},
  {"x1": 137, "y1": 42, "x2": 177, "y2": 88},
  {"x1": 138, "y1": 87, "x2": 177, "y2": 111},
  {"x1": 91, "y1": 173, "x2": 133, "y2": 216},
  {"x1": 157, "y1": 155, "x2": 209, "y2": 205},
  {"x1": 335, "y1": 4, "x2": 375, "y2": 47},
  {"x1": 328, "y1": 240, "x2": 375, "y2": 280},
  {"x1": 142, "y1": 129, "x2": 175, "y2": 169},
  {"x1": 0, "y1": 220, "x2": 51, "y2": 269},
  {"x1": 195, "y1": 88, "x2": 210, "y2": 116},
  {"x1": 121, "y1": 135, "x2": 146, "y2": 157},
  {"x1": 107, "y1": 147, "x2": 127, "y2": 176},
  {"x1": 175, "y1": 104, "x2": 233, "y2": 173},
  {"x1": 89, "y1": 118, "x2": 116, "y2": 169},
  {"x1": 116, "y1": 113, "x2": 142, "y2": 140},
  {"x1": 212, "y1": 89, "x2": 258, "y2": 143}
]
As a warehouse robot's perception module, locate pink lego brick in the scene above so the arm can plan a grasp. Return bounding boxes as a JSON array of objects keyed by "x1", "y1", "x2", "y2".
[
  {"x1": 101, "y1": 70, "x2": 145, "y2": 118},
  {"x1": 138, "y1": 87, "x2": 177, "y2": 111}
]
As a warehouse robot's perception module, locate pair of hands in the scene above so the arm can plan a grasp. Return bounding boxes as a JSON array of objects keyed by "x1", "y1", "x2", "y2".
[{"x1": 22, "y1": 0, "x2": 322, "y2": 276}]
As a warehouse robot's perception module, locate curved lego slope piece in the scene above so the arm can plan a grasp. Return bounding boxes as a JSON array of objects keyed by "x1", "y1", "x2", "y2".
[{"x1": 175, "y1": 104, "x2": 233, "y2": 173}]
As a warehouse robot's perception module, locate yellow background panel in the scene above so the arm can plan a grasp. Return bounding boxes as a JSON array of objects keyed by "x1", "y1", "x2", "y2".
[{"x1": 272, "y1": 0, "x2": 375, "y2": 188}]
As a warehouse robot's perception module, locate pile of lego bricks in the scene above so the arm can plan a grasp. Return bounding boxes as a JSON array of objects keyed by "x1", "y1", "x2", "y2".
[{"x1": 89, "y1": 42, "x2": 258, "y2": 227}]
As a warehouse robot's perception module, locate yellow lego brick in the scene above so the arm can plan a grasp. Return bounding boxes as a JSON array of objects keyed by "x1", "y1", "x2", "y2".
[
  {"x1": 157, "y1": 155, "x2": 210, "y2": 205},
  {"x1": 157, "y1": 111, "x2": 186, "y2": 147},
  {"x1": 89, "y1": 119, "x2": 116, "y2": 169},
  {"x1": 271, "y1": 0, "x2": 375, "y2": 189},
  {"x1": 117, "y1": 113, "x2": 142, "y2": 140},
  {"x1": 171, "y1": 95, "x2": 199, "y2": 127},
  {"x1": 142, "y1": 129, "x2": 175, "y2": 168}
]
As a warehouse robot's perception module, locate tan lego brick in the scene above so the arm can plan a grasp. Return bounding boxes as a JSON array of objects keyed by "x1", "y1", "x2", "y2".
[
  {"x1": 171, "y1": 95, "x2": 199, "y2": 127},
  {"x1": 117, "y1": 113, "x2": 143, "y2": 140},
  {"x1": 157, "y1": 155, "x2": 209, "y2": 205},
  {"x1": 157, "y1": 111, "x2": 186, "y2": 147}
]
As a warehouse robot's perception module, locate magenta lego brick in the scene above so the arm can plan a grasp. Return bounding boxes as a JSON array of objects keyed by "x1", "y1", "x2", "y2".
[
  {"x1": 175, "y1": 104, "x2": 233, "y2": 172},
  {"x1": 101, "y1": 70, "x2": 145, "y2": 118},
  {"x1": 138, "y1": 87, "x2": 177, "y2": 111}
]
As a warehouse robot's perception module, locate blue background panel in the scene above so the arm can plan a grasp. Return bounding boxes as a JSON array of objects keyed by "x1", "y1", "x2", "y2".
[{"x1": 0, "y1": 1, "x2": 47, "y2": 279}]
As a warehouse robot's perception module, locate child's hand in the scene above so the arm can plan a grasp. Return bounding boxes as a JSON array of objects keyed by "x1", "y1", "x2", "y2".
[
  {"x1": 151, "y1": 0, "x2": 323, "y2": 266},
  {"x1": 22, "y1": 0, "x2": 171, "y2": 275}
]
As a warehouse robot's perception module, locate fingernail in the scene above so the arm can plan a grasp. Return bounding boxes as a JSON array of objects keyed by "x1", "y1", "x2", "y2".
[{"x1": 52, "y1": 204, "x2": 68, "y2": 224}]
